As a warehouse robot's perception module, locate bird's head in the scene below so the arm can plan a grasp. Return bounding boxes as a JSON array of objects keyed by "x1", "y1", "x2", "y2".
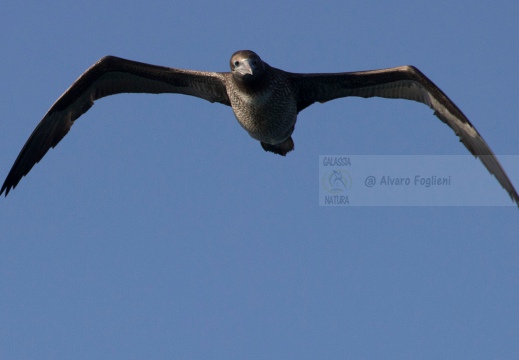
[{"x1": 230, "y1": 50, "x2": 265, "y2": 82}]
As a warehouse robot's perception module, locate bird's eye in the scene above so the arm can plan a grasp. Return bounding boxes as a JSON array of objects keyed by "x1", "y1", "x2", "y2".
[{"x1": 234, "y1": 60, "x2": 240, "y2": 67}]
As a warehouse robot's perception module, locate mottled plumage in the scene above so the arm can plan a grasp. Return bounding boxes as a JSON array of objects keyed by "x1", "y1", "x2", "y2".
[{"x1": 1, "y1": 50, "x2": 518, "y2": 206}]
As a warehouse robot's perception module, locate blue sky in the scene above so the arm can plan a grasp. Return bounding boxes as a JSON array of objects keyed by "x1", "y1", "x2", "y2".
[{"x1": 1, "y1": 1, "x2": 518, "y2": 359}]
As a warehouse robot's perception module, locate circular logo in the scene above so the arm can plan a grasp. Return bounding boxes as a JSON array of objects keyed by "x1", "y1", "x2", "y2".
[{"x1": 322, "y1": 170, "x2": 352, "y2": 194}]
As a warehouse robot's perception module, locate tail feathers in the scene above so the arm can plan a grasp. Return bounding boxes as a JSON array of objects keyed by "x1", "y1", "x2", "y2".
[{"x1": 261, "y1": 137, "x2": 294, "y2": 156}]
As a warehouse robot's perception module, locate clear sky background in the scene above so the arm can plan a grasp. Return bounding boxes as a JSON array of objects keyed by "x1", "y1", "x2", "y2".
[{"x1": 1, "y1": 1, "x2": 518, "y2": 359}]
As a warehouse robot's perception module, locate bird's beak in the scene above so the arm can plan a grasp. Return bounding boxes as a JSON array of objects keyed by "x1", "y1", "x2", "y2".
[{"x1": 236, "y1": 59, "x2": 254, "y2": 76}]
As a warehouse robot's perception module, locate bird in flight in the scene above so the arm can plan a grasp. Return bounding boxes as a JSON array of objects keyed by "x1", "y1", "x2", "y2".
[{"x1": 1, "y1": 50, "x2": 517, "y2": 205}]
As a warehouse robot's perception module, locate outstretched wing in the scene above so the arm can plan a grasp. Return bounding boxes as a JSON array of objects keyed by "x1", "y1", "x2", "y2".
[
  {"x1": 1, "y1": 56, "x2": 230, "y2": 195},
  {"x1": 291, "y1": 66, "x2": 519, "y2": 206}
]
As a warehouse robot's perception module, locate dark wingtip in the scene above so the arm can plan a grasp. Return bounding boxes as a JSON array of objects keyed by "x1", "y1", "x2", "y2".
[
  {"x1": 1, "y1": 176, "x2": 15, "y2": 197},
  {"x1": 0, "y1": 184, "x2": 9, "y2": 197}
]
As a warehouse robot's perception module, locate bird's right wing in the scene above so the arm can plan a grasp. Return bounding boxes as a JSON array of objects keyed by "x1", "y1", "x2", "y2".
[
  {"x1": 1, "y1": 56, "x2": 230, "y2": 195},
  {"x1": 290, "y1": 66, "x2": 519, "y2": 206}
]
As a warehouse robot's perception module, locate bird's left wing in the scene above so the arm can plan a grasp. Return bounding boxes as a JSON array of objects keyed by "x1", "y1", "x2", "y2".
[
  {"x1": 291, "y1": 66, "x2": 519, "y2": 205},
  {"x1": 1, "y1": 56, "x2": 230, "y2": 195}
]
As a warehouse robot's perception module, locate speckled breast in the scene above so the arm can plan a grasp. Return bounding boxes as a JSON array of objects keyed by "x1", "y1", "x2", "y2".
[{"x1": 228, "y1": 82, "x2": 297, "y2": 145}]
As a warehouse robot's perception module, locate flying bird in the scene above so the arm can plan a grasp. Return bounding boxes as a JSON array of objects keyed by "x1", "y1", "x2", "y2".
[{"x1": 1, "y1": 50, "x2": 518, "y2": 205}]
